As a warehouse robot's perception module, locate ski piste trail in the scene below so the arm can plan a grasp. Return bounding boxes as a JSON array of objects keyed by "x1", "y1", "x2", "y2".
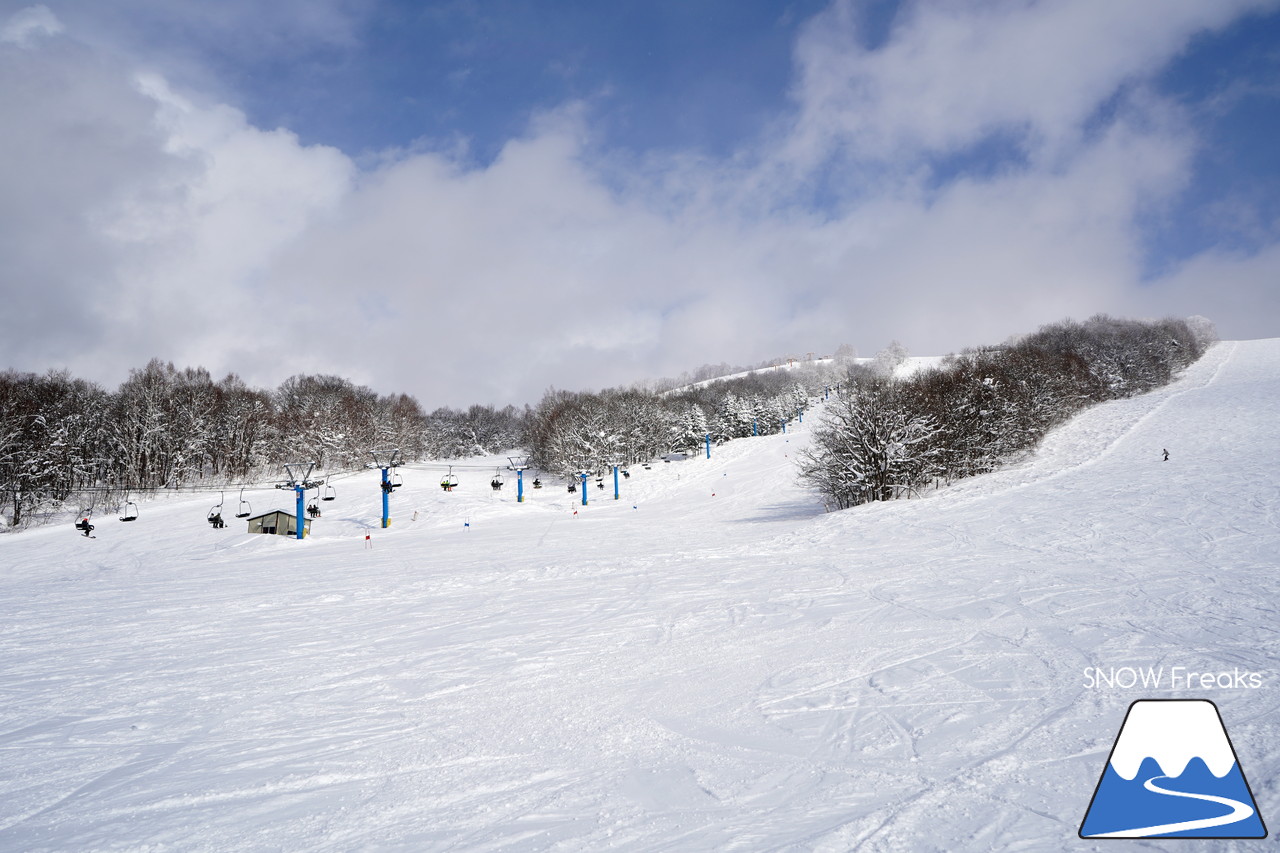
[{"x1": 0, "y1": 339, "x2": 1276, "y2": 851}]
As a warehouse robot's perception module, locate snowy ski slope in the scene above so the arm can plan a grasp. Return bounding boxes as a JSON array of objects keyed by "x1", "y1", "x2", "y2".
[
  {"x1": 664, "y1": 354, "x2": 943, "y2": 394},
  {"x1": 1, "y1": 340, "x2": 1277, "y2": 851}
]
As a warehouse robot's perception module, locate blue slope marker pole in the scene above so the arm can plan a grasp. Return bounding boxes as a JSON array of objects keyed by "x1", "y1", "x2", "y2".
[
  {"x1": 295, "y1": 485, "x2": 305, "y2": 540},
  {"x1": 381, "y1": 467, "x2": 391, "y2": 528},
  {"x1": 581, "y1": 472, "x2": 588, "y2": 506},
  {"x1": 613, "y1": 465, "x2": 619, "y2": 500},
  {"x1": 517, "y1": 468, "x2": 524, "y2": 503},
  {"x1": 753, "y1": 418, "x2": 758, "y2": 436},
  {"x1": 782, "y1": 419, "x2": 787, "y2": 434},
  {"x1": 705, "y1": 433, "x2": 711, "y2": 459}
]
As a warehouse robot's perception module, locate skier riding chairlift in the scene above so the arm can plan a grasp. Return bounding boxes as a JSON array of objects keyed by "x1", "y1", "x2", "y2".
[
  {"x1": 75, "y1": 517, "x2": 94, "y2": 537},
  {"x1": 208, "y1": 493, "x2": 226, "y2": 528}
]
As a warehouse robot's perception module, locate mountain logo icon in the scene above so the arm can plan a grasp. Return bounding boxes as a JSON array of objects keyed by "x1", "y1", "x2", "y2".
[{"x1": 1079, "y1": 699, "x2": 1267, "y2": 838}]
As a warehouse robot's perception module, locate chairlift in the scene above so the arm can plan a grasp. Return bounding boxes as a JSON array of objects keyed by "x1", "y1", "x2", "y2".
[
  {"x1": 75, "y1": 513, "x2": 95, "y2": 536},
  {"x1": 491, "y1": 468, "x2": 504, "y2": 491},
  {"x1": 72, "y1": 488, "x2": 100, "y2": 534},
  {"x1": 119, "y1": 494, "x2": 138, "y2": 522},
  {"x1": 307, "y1": 502, "x2": 321, "y2": 519},
  {"x1": 235, "y1": 488, "x2": 252, "y2": 519},
  {"x1": 567, "y1": 481, "x2": 577, "y2": 494},
  {"x1": 532, "y1": 477, "x2": 543, "y2": 489},
  {"x1": 208, "y1": 492, "x2": 226, "y2": 528},
  {"x1": 322, "y1": 483, "x2": 336, "y2": 502},
  {"x1": 391, "y1": 470, "x2": 403, "y2": 489},
  {"x1": 621, "y1": 468, "x2": 631, "y2": 479},
  {"x1": 440, "y1": 467, "x2": 457, "y2": 492}
]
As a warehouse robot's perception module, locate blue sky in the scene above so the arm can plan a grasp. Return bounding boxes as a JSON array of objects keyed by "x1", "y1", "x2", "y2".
[
  {"x1": 122, "y1": 1, "x2": 834, "y2": 162},
  {"x1": 1146, "y1": 10, "x2": 1280, "y2": 269},
  {"x1": 2, "y1": 0, "x2": 1278, "y2": 407}
]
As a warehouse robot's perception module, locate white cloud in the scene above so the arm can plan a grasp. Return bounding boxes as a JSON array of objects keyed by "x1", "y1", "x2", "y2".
[
  {"x1": 100, "y1": 74, "x2": 355, "y2": 375},
  {"x1": 1, "y1": 4, "x2": 61, "y2": 45},
  {"x1": 0, "y1": 23, "x2": 354, "y2": 388},
  {"x1": 1134, "y1": 243, "x2": 1280, "y2": 336},
  {"x1": 0, "y1": 19, "x2": 178, "y2": 371},
  {"x1": 784, "y1": 0, "x2": 1274, "y2": 166},
  {"x1": 1, "y1": 0, "x2": 1277, "y2": 409}
]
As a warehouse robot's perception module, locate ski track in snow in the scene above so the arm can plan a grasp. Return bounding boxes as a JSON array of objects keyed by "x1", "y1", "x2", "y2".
[{"x1": 0, "y1": 341, "x2": 1277, "y2": 851}]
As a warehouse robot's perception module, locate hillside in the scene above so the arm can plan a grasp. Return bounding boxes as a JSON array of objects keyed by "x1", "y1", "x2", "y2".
[
  {"x1": 0, "y1": 340, "x2": 1277, "y2": 850},
  {"x1": 662, "y1": 354, "x2": 945, "y2": 394}
]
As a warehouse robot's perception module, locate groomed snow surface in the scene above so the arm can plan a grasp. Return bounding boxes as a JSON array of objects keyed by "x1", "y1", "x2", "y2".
[{"x1": 2, "y1": 340, "x2": 1278, "y2": 851}]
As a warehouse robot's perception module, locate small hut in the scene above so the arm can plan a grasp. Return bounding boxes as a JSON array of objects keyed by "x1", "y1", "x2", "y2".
[{"x1": 246, "y1": 509, "x2": 311, "y2": 538}]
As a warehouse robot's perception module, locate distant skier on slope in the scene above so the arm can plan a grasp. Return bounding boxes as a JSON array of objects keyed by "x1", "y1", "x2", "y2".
[{"x1": 1163, "y1": 448, "x2": 1170, "y2": 461}]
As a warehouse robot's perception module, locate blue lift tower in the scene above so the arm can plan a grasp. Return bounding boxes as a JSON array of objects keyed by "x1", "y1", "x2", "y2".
[
  {"x1": 370, "y1": 448, "x2": 402, "y2": 528},
  {"x1": 507, "y1": 455, "x2": 531, "y2": 503},
  {"x1": 277, "y1": 462, "x2": 322, "y2": 540}
]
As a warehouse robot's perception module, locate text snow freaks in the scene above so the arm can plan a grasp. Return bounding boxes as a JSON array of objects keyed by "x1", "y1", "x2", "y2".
[{"x1": 1083, "y1": 666, "x2": 1264, "y2": 690}]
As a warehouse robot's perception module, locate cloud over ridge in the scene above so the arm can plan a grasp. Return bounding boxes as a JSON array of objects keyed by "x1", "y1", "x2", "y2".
[{"x1": 1, "y1": 0, "x2": 1277, "y2": 407}]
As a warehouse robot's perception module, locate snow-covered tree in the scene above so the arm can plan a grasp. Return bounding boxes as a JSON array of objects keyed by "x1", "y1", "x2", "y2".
[
  {"x1": 273, "y1": 374, "x2": 383, "y2": 469},
  {"x1": 871, "y1": 340, "x2": 909, "y2": 378},
  {"x1": 799, "y1": 381, "x2": 940, "y2": 509},
  {"x1": 111, "y1": 359, "x2": 177, "y2": 488},
  {"x1": 711, "y1": 391, "x2": 756, "y2": 441},
  {"x1": 670, "y1": 401, "x2": 710, "y2": 454},
  {"x1": 1185, "y1": 315, "x2": 1218, "y2": 353},
  {"x1": 210, "y1": 375, "x2": 276, "y2": 480},
  {"x1": 424, "y1": 403, "x2": 524, "y2": 460},
  {"x1": 0, "y1": 370, "x2": 109, "y2": 527}
]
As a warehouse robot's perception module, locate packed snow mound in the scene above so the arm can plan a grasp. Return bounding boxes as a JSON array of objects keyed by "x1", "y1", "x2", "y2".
[{"x1": 0, "y1": 340, "x2": 1277, "y2": 852}]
